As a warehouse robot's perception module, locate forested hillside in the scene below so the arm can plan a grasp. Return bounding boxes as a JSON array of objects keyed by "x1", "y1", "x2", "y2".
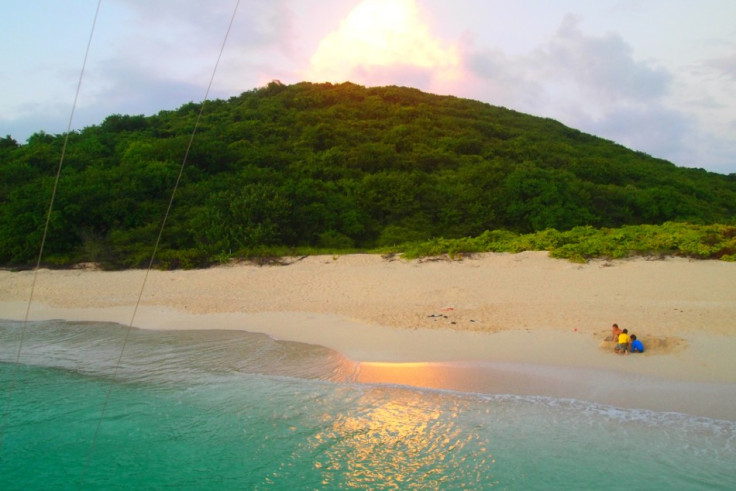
[{"x1": 1, "y1": 81, "x2": 735, "y2": 268}]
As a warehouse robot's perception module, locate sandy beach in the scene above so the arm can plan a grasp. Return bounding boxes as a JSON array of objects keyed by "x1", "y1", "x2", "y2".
[{"x1": 2, "y1": 252, "x2": 736, "y2": 419}]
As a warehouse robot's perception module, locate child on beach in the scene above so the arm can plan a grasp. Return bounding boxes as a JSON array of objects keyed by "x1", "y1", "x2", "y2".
[
  {"x1": 615, "y1": 329, "x2": 630, "y2": 354},
  {"x1": 630, "y1": 334, "x2": 644, "y2": 353},
  {"x1": 610, "y1": 323, "x2": 622, "y2": 342}
]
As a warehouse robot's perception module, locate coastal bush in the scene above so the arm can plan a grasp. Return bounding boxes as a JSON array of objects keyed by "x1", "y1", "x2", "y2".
[{"x1": 393, "y1": 222, "x2": 736, "y2": 263}]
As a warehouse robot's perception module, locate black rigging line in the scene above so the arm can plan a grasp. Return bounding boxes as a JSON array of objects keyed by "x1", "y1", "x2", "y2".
[
  {"x1": 0, "y1": 0, "x2": 104, "y2": 450},
  {"x1": 79, "y1": 0, "x2": 243, "y2": 487}
]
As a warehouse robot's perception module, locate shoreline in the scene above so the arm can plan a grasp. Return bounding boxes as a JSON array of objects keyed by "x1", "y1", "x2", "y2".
[
  {"x1": 2, "y1": 252, "x2": 736, "y2": 419},
  {"x1": 3, "y1": 306, "x2": 735, "y2": 420}
]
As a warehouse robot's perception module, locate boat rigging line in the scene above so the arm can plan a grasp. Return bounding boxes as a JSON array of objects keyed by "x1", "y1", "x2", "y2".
[
  {"x1": 80, "y1": 0, "x2": 243, "y2": 486},
  {"x1": 0, "y1": 0, "x2": 104, "y2": 451},
  {"x1": 0, "y1": 1, "x2": 244, "y2": 488}
]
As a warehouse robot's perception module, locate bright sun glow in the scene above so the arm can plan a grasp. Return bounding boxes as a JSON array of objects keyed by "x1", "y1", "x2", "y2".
[{"x1": 305, "y1": 0, "x2": 459, "y2": 84}]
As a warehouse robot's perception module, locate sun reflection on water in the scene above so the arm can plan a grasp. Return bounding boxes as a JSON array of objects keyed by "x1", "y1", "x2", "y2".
[{"x1": 309, "y1": 386, "x2": 497, "y2": 488}]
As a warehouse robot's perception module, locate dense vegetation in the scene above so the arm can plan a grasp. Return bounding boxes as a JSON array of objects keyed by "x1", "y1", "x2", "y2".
[
  {"x1": 390, "y1": 222, "x2": 736, "y2": 263},
  {"x1": 1, "y1": 81, "x2": 735, "y2": 268}
]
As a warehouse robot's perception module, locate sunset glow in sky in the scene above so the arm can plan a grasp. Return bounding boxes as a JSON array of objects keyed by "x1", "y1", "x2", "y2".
[
  {"x1": 1, "y1": 0, "x2": 735, "y2": 174},
  {"x1": 306, "y1": 0, "x2": 460, "y2": 87}
]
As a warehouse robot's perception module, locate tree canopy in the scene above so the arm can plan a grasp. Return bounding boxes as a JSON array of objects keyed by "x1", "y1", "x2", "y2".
[{"x1": 1, "y1": 81, "x2": 735, "y2": 268}]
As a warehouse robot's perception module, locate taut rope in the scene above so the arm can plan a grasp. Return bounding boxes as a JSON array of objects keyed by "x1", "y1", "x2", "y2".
[
  {"x1": 0, "y1": 1, "x2": 243, "y2": 488},
  {"x1": 0, "y1": 0, "x2": 104, "y2": 450},
  {"x1": 79, "y1": 0, "x2": 243, "y2": 487}
]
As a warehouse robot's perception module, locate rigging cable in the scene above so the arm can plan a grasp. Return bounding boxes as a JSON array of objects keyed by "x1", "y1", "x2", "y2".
[
  {"x1": 78, "y1": 0, "x2": 243, "y2": 486},
  {"x1": 0, "y1": 0, "x2": 104, "y2": 450}
]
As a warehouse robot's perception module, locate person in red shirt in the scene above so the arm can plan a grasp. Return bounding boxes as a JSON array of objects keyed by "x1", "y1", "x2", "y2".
[{"x1": 610, "y1": 323, "x2": 622, "y2": 342}]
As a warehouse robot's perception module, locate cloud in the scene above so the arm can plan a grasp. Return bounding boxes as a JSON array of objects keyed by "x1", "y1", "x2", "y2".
[
  {"x1": 304, "y1": 0, "x2": 459, "y2": 90},
  {"x1": 1, "y1": 0, "x2": 300, "y2": 141},
  {"x1": 83, "y1": 59, "x2": 206, "y2": 114},
  {"x1": 539, "y1": 15, "x2": 671, "y2": 103},
  {"x1": 107, "y1": 0, "x2": 296, "y2": 86},
  {"x1": 705, "y1": 51, "x2": 736, "y2": 80},
  {"x1": 507, "y1": 15, "x2": 671, "y2": 113},
  {"x1": 460, "y1": 15, "x2": 695, "y2": 164},
  {"x1": 585, "y1": 104, "x2": 692, "y2": 161}
]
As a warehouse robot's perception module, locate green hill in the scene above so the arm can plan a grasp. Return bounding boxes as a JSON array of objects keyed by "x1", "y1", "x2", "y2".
[{"x1": 1, "y1": 81, "x2": 735, "y2": 268}]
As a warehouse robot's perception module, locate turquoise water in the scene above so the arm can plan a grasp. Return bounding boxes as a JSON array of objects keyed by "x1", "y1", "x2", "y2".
[{"x1": 1, "y1": 320, "x2": 734, "y2": 489}]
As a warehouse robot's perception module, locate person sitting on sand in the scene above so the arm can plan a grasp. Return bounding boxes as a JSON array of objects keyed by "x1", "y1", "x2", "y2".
[
  {"x1": 610, "y1": 323, "x2": 622, "y2": 342},
  {"x1": 615, "y1": 329, "x2": 630, "y2": 354},
  {"x1": 630, "y1": 334, "x2": 644, "y2": 353}
]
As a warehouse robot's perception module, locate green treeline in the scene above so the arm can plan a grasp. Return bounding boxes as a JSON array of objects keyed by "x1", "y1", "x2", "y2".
[{"x1": 1, "y1": 81, "x2": 735, "y2": 268}]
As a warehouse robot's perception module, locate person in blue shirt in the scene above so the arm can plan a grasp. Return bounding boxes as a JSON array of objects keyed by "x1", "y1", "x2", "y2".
[{"x1": 630, "y1": 334, "x2": 644, "y2": 353}]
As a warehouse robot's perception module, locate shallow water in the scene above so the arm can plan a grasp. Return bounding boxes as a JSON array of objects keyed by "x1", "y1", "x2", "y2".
[{"x1": 1, "y1": 320, "x2": 735, "y2": 489}]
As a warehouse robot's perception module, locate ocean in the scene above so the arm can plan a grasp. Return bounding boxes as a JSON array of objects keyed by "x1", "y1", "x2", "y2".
[{"x1": 1, "y1": 319, "x2": 734, "y2": 490}]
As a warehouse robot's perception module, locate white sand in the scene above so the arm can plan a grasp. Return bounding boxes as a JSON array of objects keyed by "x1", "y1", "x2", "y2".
[{"x1": 2, "y1": 252, "x2": 736, "y2": 418}]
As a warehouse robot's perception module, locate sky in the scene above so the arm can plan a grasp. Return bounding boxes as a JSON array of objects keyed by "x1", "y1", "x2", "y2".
[{"x1": 2, "y1": 0, "x2": 735, "y2": 174}]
